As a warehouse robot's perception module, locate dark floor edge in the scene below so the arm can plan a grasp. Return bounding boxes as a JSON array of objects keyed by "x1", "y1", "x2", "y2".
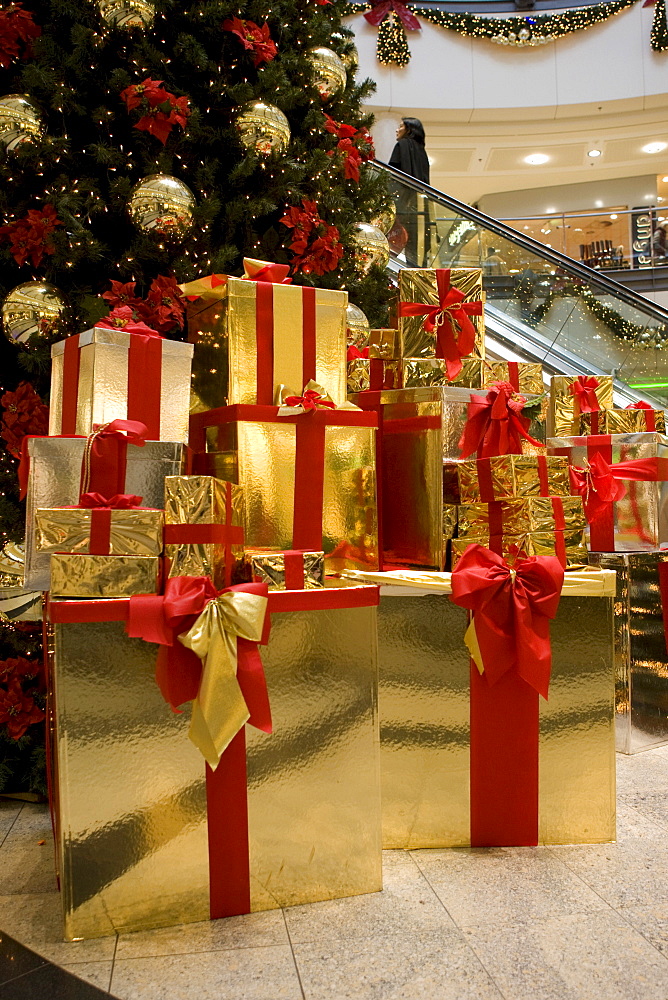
[{"x1": 0, "y1": 933, "x2": 118, "y2": 998}]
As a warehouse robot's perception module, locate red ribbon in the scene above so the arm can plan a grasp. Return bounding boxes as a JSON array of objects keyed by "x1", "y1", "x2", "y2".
[
  {"x1": 78, "y1": 492, "x2": 142, "y2": 509},
  {"x1": 626, "y1": 400, "x2": 656, "y2": 431},
  {"x1": 398, "y1": 270, "x2": 483, "y2": 380},
  {"x1": 363, "y1": 0, "x2": 421, "y2": 31},
  {"x1": 283, "y1": 388, "x2": 336, "y2": 410},
  {"x1": 80, "y1": 419, "x2": 147, "y2": 499},
  {"x1": 73, "y1": 492, "x2": 144, "y2": 556},
  {"x1": 242, "y1": 259, "x2": 292, "y2": 284},
  {"x1": 570, "y1": 376, "x2": 601, "y2": 414},
  {"x1": 347, "y1": 345, "x2": 369, "y2": 361},
  {"x1": 459, "y1": 382, "x2": 543, "y2": 459},
  {"x1": 253, "y1": 280, "x2": 317, "y2": 404}
]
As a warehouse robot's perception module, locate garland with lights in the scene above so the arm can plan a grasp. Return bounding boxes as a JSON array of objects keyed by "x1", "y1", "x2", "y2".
[{"x1": 343, "y1": 0, "x2": 668, "y2": 65}]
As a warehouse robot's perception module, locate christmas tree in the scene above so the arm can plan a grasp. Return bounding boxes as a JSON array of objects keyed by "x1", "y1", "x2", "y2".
[{"x1": 0, "y1": 0, "x2": 391, "y2": 793}]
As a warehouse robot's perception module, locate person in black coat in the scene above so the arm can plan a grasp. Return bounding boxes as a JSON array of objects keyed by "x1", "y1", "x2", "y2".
[{"x1": 388, "y1": 118, "x2": 430, "y2": 265}]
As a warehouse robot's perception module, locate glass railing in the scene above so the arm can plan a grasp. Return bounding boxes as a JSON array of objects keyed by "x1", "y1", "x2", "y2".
[{"x1": 377, "y1": 161, "x2": 668, "y2": 407}]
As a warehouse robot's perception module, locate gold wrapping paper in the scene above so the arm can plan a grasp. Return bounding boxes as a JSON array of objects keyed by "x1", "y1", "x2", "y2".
[
  {"x1": 549, "y1": 375, "x2": 614, "y2": 436},
  {"x1": 398, "y1": 268, "x2": 485, "y2": 361},
  {"x1": 368, "y1": 328, "x2": 400, "y2": 359},
  {"x1": 457, "y1": 497, "x2": 586, "y2": 537},
  {"x1": 49, "y1": 327, "x2": 193, "y2": 440},
  {"x1": 35, "y1": 507, "x2": 163, "y2": 556},
  {"x1": 481, "y1": 362, "x2": 544, "y2": 395},
  {"x1": 442, "y1": 504, "x2": 457, "y2": 541},
  {"x1": 401, "y1": 357, "x2": 483, "y2": 389},
  {"x1": 456, "y1": 455, "x2": 571, "y2": 502},
  {"x1": 240, "y1": 549, "x2": 325, "y2": 590},
  {"x1": 579, "y1": 408, "x2": 667, "y2": 435},
  {"x1": 346, "y1": 359, "x2": 401, "y2": 394},
  {"x1": 164, "y1": 475, "x2": 244, "y2": 588},
  {"x1": 451, "y1": 529, "x2": 588, "y2": 568},
  {"x1": 182, "y1": 274, "x2": 347, "y2": 410},
  {"x1": 49, "y1": 554, "x2": 160, "y2": 598}
]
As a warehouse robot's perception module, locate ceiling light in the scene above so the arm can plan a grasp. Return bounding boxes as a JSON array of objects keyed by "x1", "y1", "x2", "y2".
[
  {"x1": 662, "y1": 176, "x2": 668, "y2": 183},
  {"x1": 524, "y1": 153, "x2": 549, "y2": 165},
  {"x1": 610, "y1": 214, "x2": 618, "y2": 220},
  {"x1": 642, "y1": 142, "x2": 667, "y2": 154},
  {"x1": 545, "y1": 206, "x2": 556, "y2": 214},
  {"x1": 587, "y1": 148, "x2": 602, "y2": 158},
  {"x1": 595, "y1": 200, "x2": 603, "y2": 208}
]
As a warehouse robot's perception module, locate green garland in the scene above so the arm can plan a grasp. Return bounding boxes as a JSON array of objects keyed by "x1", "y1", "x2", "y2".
[{"x1": 343, "y1": 0, "x2": 668, "y2": 65}]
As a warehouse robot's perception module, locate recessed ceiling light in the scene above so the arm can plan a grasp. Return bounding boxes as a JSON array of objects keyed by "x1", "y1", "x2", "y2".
[
  {"x1": 662, "y1": 176, "x2": 668, "y2": 183},
  {"x1": 610, "y1": 214, "x2": 618, "y2": 220},
  {"x1": 588, "y1": 148, "x2": 602, "y2": 158},
  {"x1": 595, "y1": 200, "x2": 603, "y2": 208},
  {"x1": 545, "y1": 206, "x2": 556, "y2": 214},
  {"x1": 524, "y1": 153, "x2": 549, "y2": 165},
  {"x1": 642, "y1": 142, "x2": 667, "y2": 154}
]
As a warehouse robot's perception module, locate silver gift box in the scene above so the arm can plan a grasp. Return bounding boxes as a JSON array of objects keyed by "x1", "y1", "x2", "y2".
[{"x1": 24, "y1": 438, "x2": 183, "y2": 591}]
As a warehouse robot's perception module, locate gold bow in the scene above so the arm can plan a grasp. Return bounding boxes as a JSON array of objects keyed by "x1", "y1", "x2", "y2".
[{"x1": 178, "y1": 590, "x2": 268, "y2": 767}]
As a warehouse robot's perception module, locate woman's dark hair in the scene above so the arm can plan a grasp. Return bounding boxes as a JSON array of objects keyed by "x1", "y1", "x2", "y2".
[{"x1": 402, "y1": 117, "x2": 426, "y2": 146}]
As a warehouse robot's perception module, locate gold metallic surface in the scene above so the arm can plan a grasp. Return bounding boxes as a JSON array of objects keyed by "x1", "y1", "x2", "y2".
[
  {"x1": 442, "y1": 504, "x2": 457, "y2": 541},
  {"x1": 128, "y1": 173, "x2": 196, "y2": 241},
  {"x1": 347, "y1": 359, "x2": 370, "y2": 394},
  {"x1": 97, "y1": 0, "x2": 155, "y2": 27},
  {"x1": 306, "y1": 46, "x2": 347, "y2": 98},
  {"x1": 398, "y1": 269, "x2": 485, "y2": 361},
  {"x1": 352, "y1": 224, "x2": 390, "y2": 274},
  {"x1": 35, "y1": 507, "x2": 163, "y2": 556},
  {"x1": 451, "y1": 529, "x2": 588, "y2": 568},
  {"x1": 164, "y1": 475, "x2": 244, "y2": 588},
  {"x1": 0, "y1": 94, "x2": 44, "y2": 151},
  {"x1": 548, "y1": 432, "x2": 668, "y2": 550},
  {"x1": 481, "y1": 362, "x2": 544, "y2": 395},
  {"x1": 50, "y1": 554, "x2": 160, "y2": 598},
  {"x1": 456, "y1": 455, "x2": 571, "y2": 502},
  {"x1": 346, "y1": 303, "x2": 370, "y2": 350},
  {"x1": 368, "y1": 328, "x2": 400, "y2": 360},
  {"x1": 457, "y1": 497, "x2": 586, "y2": 537},
  {"x1": 25, "y1": 438, "x2": 183, "y2": 591},
  {"x1": 579, "y1": 409, "x2": 667, "y2": 435},
  {"x1": 2, "y1": 281, "x2": 66, "y2": 345},
  {"x1": 550, "y1": 375, "x2": 614, "y2": 436},
  {"x1": 589, "y1": 552, "x2": 668, "y2": 753},
  {"x1": 241, "y1": 550, "x2": 325, "y2": 590},
  {"x1": 49, "y1": 327, "x2": 193, "y2": 440},
  {"x1": 346, "y1": 566, "x2": 616, "y2": 597},
  {"x1": 401, "y1": 358, "x2": 483, "y2": 390},
  {"x1": 236, "y1": 101, "x2": 290, "y2": 155},
  {"x1": 346, "y1": 359, "x2": 401, "y2": 394}
]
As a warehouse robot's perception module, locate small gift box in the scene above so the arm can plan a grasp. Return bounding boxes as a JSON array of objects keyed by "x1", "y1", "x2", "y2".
[
  {"x1": 346, "y1": 357, "x2": 401, "y2": 394},
  {"x1": 49, "y1": 553, "x2": 161, "y2": 598},
  {"x1": 457, "y1": 496, "x2": 586, "y2": 537},
  {"x1": 49, "y1": 326, "x2": 193, "y2": 441},
  {"x1": 164, "y1": 476, "x2": 244, "y2": 588},
  {"x1": 398, "y1": 268, "x2": 485, "y2": 372},
  {"x1": 549, "y1": 375, "x2": 614, "y2": 436},
  {"x1": 240, "y1": 549, "x2": 325, "y2": 590},
  {"x1": 368, "y1": 329, "x2": 400, "y2": 360},
  {"x1": 454, "y1": 455, "x2": 571, "y2": 503},
  {"x1": 183, "y1": 259, "x2": 347, "y2": 411},
  {"x1": 400, "y1": 358, "x2": 483, "y2": 390},
  {"x1": 452, "y1": 529, "x2": 588, "y2": 568},
  {"x1": 481, "y1": 361, "x2": 544, "y2": 396},
  {"x1": 579, "y1": 407, "x2": 666, "y2": 435},
  {"x1": 35, "y1": 500, "x2": 163, "y2": 556}
]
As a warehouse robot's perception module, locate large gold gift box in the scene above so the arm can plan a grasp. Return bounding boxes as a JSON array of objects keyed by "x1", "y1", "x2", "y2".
[
  {"x1": 47, "y1": 584, "x2": 381, "y2": 939},
  {"x1": 457, "y1": 497, "x2": 586, "y2": 537},
  {"x1": 164, "y1": 475, "x2": 244, "y2": 588},
  {"x1": 579, "y1": 408, "x2": 667, "y2": 435},
  {"x1": 35, "y1": 507, "x2": 163, "y2": 556},
  {"x1": 239, "y1": 549, "x2": 325, "y2": 590},
  {"x1": 549, "y1": 375, "x2": 614, "y2": 436},
  {"x1": 49, "y1": 327, "x2": 193, "y2": 440},
  {"x1": 49, "y1": 554, "x2": 161, "y2": 598},
  {"x1": 398, "y1": 268, "x2": 485, "y2": 363},
  {"x1": 400, "y1": 358, "x2": 483, "y2": 389},
  {"x1": 451, "y1": 529, "x2": 588, "y2": 568},
  {"x1": 455, "y1": 454, "x2": 571, "y2": 502},
  {"x1": 345, "y1": 568, "x2": 616, "y2": 848},
  {"x1": 183, "y1": 271, "x2": 347, "y2": 410}
]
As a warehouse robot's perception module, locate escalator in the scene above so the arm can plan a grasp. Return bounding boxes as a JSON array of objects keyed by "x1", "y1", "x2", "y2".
[{"x1": 376, "y1": 161, "x2": 668, "y2": 409}]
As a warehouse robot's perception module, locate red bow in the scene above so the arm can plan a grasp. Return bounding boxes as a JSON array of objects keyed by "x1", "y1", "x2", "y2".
[
  {"x1": 398, "y1": 270, "x2": 483, "y2": 380},
  {"x1": 283, "y1": 388, "x2": 336, "y2": 410},
  {"x1": 450, "y1": 544, "x2": 564, "y2": 700},
  {"x1": 568, "y1": 452, "x2": 663, "y2": 523},
  {"x1": 458, "y1": 381, "x2": 543, "y2": 459},
  {"x1": 364, "y1": 0, "x2": 421, "y2": 31},
  {"x1": 347, "y1": 345, "x2": 369, "y2": 361},
  {"x1": 570, "y1": 376, "x2": 601, "y2": 414},
  {"x1": 77, "y1": 492, "x2": 143, "y2": 509},
  {"x1": 242, "y1": 258, "x2": 292, "y2": 284}
]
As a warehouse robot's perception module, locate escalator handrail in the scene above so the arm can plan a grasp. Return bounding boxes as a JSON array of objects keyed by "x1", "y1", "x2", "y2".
[{"x1": 376, "y1": 160, "x2": 668, "y2": 329}]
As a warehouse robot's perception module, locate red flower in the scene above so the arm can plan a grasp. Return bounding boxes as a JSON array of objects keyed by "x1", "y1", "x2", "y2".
[
  {"x1": 0, "y1": 204, "x2": 61, "y2": 268},
  {"x1": 101, "y1": 280, "x2": 144, "y2": 312},
  {"x1": 280, "y1": 199, "x2": 343, "y2": 275},
  {"x1": 1, "y1": 382, "x2": 49, "y2": 459},
  {"x1": 0, "y1": 3, "x2": 40, "y2": 69},
  {"x1": 119, "y1": 77, "x2": 167, "y2": 112},
  {"x1": 143, "y1": 275, "x2": 186, "y2": 333},
  {"x1": 0, "y1": 677, "x2": 44, "y2": 740},
  {"x1": 0, "y1": 657, "x2": 40, "y2": 683},
  {"x1": 324, "y1": 114, "x2": 357, "y2": 140},
  {"x1": 222, "y1": 17, "x2": 277, "y2": 67},
  {"x1": 120, "y1": 78, "x2": 190, "y2": 145},
  {"x1": 96, "y1": 305, "x2": 160, "y2": 337},
  {"x1": 323, "y1": 114, "x2": 375, "y2": 184}
]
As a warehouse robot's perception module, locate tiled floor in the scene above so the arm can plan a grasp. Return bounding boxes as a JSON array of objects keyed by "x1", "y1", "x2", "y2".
[{"x1": 1, "y1": 746, "x2": 668, "y2": 999}]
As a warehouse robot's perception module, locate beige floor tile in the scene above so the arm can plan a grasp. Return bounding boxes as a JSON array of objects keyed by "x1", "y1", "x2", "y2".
[
  {"x1": 110, "y1": 945, "x2": 302, "y2": 1000},
  {"x1": 464, "y1": 909, "x2": 668, "y2": 1000},
  {"x1": 413, "y1": 846, "x2": 610, "y2": 930},
  {"x1": 0, "y1": 842, "x2": 58, "y2": 895},
  {"x1": 2, "y1": 803, "x2": 52, "y2": 845},
  {"x1": 285, "y1": 850, "x2": 456, "y2": 944},
  {"x1": 116, "y1": 909, "x2": 288, "y2": 959},
  {"x1": 618, "y1": 792, "x2": 668, "y2": 831},
  {"x1": 0, "y1": 892, "x2": 115, "y2": 964},
  {"x1": 615, "y1": 800, "x2": 666, "y2": 841},
  {"x1": 0, "y1": 800, "x2": 22, "y2": 845},
  {"x1": 615, "y1": 751, "x2": 668, "y2": 796},
  {"x1": 62, "y1": 960, "x2": 114, "y2": 992},
  {"x1": 549, "y1": 837, "x2": 668, "y2": 908},
  {"x1": 619, "y1": 902, "x2": 668, "y2": 957}
]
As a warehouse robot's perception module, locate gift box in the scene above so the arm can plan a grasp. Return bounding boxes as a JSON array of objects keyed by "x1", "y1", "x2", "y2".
[
  {"x1": 24, "y1": 437, "x2": 183, "y2": 591},
  {"x1": 239, "y1": 549, "x2": 325, "y2": 590},
  {"x1": 49, "y1": 327, "x2": 193, "y2": 441},
  {"x1": 400, "y1": 358, "x2": 483, "y2": 390},
  {"x1": 549, "y1": 375, "x2": 614, "y2": 437},
  {"x1": 368, "y1": 328, "x2": 400, "y2": 360},
  {"x1": 182, "y1": 261, "x2": 347, "y2": 411},
  {"x1": 190, "y1": 405, "x2": 378, "y2": 575},
  {"x1": 346, "y1": 358, "x2": 401, "y2": 394},
  {"x1": 451, "y1": 529, "x2": 588, "y2": 568},
  {"x1": 457, "y1": 497, "x2": 586, "y2": 537},
  {"x1": 49, "y1": 553, "x2": 161, "y2": 598},
  {"x1": 47, "y1": 583, "x2": 381, "y2": 939},
  {"x1": 453, "y1": 454, "x2": 571, "y2": 503},
  {"x1": 579, "y1": 408, "x2": 666, "y2": 435},
  {"x1": 398, "y1": 268, "x2": 485, "y2": 365},
  {"x1": 481, "y1": 361, "x2": 544, "y2": 396},
  {"x1": 346, "y1": 566, "x2": 616, "y2": 848},
  {"x1": 589, "y1": 551, "x2": 668, "y2": 753},
  {"x1": 35, "y1": 505, "x2": 163, "y2": 556},
  {"x1": 547, "y1": 432, "x2": 668, "y2": 551},
  {"x1": 164, "y1": 476, "x2": 244, "y2": 589}
]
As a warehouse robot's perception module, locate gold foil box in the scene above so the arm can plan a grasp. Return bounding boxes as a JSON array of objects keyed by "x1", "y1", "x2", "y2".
[
  {"x1": 346, "y1": 359, "x2": 401, "y2": 395},
  {"x1": 240, "y1": 550, "x2": 325, "y2": 590},
  {"x1": 457, "y1": 497, "x2": 586, "y2": 537},
  {"x1": 549, "y1": 375, "x2": 614, "y2": 436},
  {"x1": 579, "y1": 408, "x2": 667, "y2": 435},
  {"x1": 183, "y1": 274, "x2": 348, "y2": 411},
  {"x1": 455, "y1": 455, "x2": 571, "y2": 502},
  {"x1": 451, "y1": 528, "x2": 588, "y2": 568},
  {"x1": 49, "y1": 554, "x2": 161, "y2": 598},
  {"x1": 481, "y1": 362, "x2": 544, "y2": 395},
  {"x1": 368, "y1": 328, "x2": 400, "y2": 360},
  {"x1": 164, "y1": 475, "x2": 244, "y2": 589},
  {"x1": 35, "y1": 507, "x2": 164, "y2": 556},
  {"x1": 49, "y1": 327, "x2": 194, "y2": 440},
  {"x1": 401, "y1": 358, "x2": 483, "y2": 390},
  {"x1": 398, "y1": 268, "x2": 485, "y2": 361}
]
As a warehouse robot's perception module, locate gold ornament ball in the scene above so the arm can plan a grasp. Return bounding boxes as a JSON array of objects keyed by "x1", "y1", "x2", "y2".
[
  {"x1": 0, "y1": 542, "x2": 41, "y2": 622},
  {"x1": 97, "y1": 0, "x2": 155, "y2": 28},
  {"x1": 128, "y1": 173, "x2": 196, "y2": 242},
  {"x1": 370, "y1": 201, "x2": 396, "y2": 235},
  {"x1": 352, "y1": 223, "x2": 390, "y2": 274},
  {"x1": 346, "y1": 303, "x2": 370, "y2": 350},
  {"x1": 307, "y1": 47, "x2": 347, "y2": 100},
  {"x1": 236, "y1": 102, "x2": 291, "y2": 156},
  {"x1": 0, "y1": 95, "x2": 44, "y2": 151},
  {"x1": 1, "y1": 281, "x2": 67, "y2": 345}
]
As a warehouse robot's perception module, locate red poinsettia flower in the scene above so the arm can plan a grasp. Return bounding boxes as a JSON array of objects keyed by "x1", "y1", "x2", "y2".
[
  {"x1": 101, "y1": 280, "x2": 144, "y2": 312},
  {"x1": 323, "y1": 114, "x2": 375, "y2": 183},
  {"x1": 222, "y1": 17, "x2": 277, "y2": 67},
  {"x1": 0, "y1": 657, "x2": 40, "y2": 683},
  {"x1": 324, "y1": 114, "x2": 357, "y2": 140},
  {"x1": 96, "y1": 305, "x2": 160, "y2": 337},
  {"x1": 143, "y1": 275, "x2": 186, "y2": 333},
  {"x1": 120, "y1": 78, "x2": 190, "y2": 145},
  {"x1": 0, "y1": 677, "x2": 44, "y2": 740},
  {"x1": 119, "y1": 77, "x2": 167, "y2": 112},
  {"x1": 0, "y1": 3, "x2": 40, "y2": 69},
  {"x1": 0, "y1": 203, "x2": 62, "y2": 268},
  {"x1": 0, "y1": 382, "x2": 49, "y2": 459},
  {"x1": 280, "y1": 199, "x2": 343, "y2": 275}
]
